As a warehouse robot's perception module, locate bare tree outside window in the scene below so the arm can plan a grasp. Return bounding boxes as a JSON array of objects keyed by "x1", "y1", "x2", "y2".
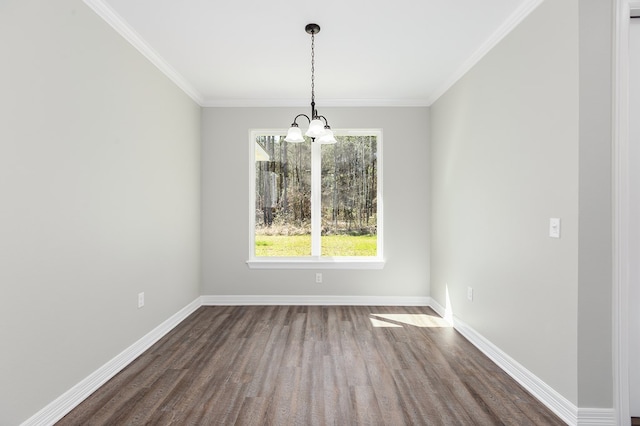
[{"x1": 254, "y1": 132, "x2": 379, "y2": 258}]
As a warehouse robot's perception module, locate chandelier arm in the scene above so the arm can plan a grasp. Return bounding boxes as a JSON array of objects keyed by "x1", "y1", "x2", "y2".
[{"x1": 292, "y1": 114, "x2": 311, "y2": 126}]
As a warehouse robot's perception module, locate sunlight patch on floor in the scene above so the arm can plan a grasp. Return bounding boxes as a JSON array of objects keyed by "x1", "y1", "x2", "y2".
[
  {"x1": 369, "y1": 313, "x2": 451, "y2": 328},
  {"x1": 369, "y1": 317, "x2": 403, "y2": 327}
]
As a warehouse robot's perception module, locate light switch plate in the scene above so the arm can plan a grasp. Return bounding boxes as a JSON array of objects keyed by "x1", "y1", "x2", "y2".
[{"x1": 549, "y1": 218, "x2": 561, "y2": 238}]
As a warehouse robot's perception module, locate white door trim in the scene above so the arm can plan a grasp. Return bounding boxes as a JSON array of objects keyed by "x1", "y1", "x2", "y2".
[{"x1": 613, "y1": 1, "x2": 639, "y2": 424}]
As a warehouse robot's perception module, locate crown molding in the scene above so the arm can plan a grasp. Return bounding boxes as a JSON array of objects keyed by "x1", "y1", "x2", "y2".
[
  {"x1": 426, "y1": 0, "x2": 544, "y2": 105},
  {"x1": 201, "y1": 98, "x2": 431, "y2": 108},
  {"x1": 81, "y1": 0, "x2": 429, "y2": 109},
  {"x1": 85, "y1": 0, "x2": 543, "y2": 109},
  {"x1": 82, "y1": 0, "x2": 204, "y2": 105}
]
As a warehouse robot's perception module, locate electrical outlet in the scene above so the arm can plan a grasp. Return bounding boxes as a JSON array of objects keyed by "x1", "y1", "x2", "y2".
[
  {"x1": 467, "y1": 287, "x2": 473, "y2": 301},
  {"x1": 138, "y1": 292, "x2": 145, "y2": 308},
  {"x1": 315, "y1": 273, "x2": 322, "y2": 283}
]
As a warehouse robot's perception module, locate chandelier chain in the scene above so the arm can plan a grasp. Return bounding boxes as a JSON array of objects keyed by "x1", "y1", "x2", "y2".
[{"x1": 311, "y1": 31, "x2": 315, "y2": 111}]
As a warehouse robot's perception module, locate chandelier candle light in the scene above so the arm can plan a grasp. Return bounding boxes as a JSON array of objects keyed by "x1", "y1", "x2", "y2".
[{"x1": 284, "y1": 23, "x2": 337, "y2": 144}]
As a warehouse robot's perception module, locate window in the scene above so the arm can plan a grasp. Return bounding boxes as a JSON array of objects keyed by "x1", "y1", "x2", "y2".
[{"x1": 248, "y1": 129, "x2": 383, "y2": 269}]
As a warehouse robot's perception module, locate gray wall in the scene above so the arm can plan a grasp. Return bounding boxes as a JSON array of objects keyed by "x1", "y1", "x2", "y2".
[
  {"x1": 201, "y1": 107, "x2": 430, "y2": 298},
  {"x1": 0, "y1": 1, "x2": 201, "y2": 424},
  {"x1": 431, "y1": 0, "x2": 616, "y2": 409},
  {"x1": 430, "y1": 0, "x2": 580, "y2": 404},
  {"x1": 577, "y1": 0, "x2": 613, "y2": 409}
]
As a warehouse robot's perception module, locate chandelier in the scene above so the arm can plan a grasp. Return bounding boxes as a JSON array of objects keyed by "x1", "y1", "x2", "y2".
[{"x1": 284, "y1": 23, "x2": 337, "y2": 144}]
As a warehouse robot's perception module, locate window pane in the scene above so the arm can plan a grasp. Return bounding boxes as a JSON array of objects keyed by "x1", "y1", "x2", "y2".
[
  {"x1": 254, "y1": 135, "x2": 311, "y2": 256},
  {"x1": 320, "y1": 135, "x2": 378, "y2": 256}
]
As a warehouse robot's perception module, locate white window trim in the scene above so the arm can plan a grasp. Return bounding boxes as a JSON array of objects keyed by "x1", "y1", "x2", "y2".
[
  {"x1": 247, "y1": 128, "x2": 385, "y2": 270},
  {"x1": 246, "y1": 258, "x2": 386, "y2": 270}
]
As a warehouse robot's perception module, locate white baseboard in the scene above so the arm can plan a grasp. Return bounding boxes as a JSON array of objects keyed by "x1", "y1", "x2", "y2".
[
  {"x1": 21, "y1": 295, "x2": 427, "y2": 425},
  {"x1": 23, "y1": 295, "x2": 615, "y2": 426},
  {"x1": 576, "y1": 408, "x2": 617, "y2": 426},
  {"x1": 428, "y1": 299, "x2": 618, "y2": 426},
  {"x1": 20, "y1": 298, "x2": 202, "y2": 426},
  {"x1": 200, "y1": 294, "x2": 430, "y2": 306},
  {"x1": 451, "y1": 314, "x2": 578, "y2": 425}
]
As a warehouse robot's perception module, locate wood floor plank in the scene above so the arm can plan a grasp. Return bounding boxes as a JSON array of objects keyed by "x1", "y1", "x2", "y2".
[
  {"x1": 353, "y1": 332, "x2": 406, "y2": 425},
  {"x1": 57, "y1": 305, "x2": 566, "y2": 426},
  {"x1": 200, "y1": 382, "x2": 247, "y2": 424},
  {"x1": 234, "y1": 396, "x2": 269, "y2": 425},
  {"x1": 322, "y1": 353, "x2": 352, "y2": 424},
  {"x1": 290, "y1": 340, "x2": 323, "y2": 425},
  {"x1": 116, "y1": 368, "x2": 188, "y2": 425},
  {"x1": 351, "y1": 385, "x2": 385, "y2": 426}
]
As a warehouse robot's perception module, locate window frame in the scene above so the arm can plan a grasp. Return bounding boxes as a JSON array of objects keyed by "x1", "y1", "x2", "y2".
[{"x1": 246, "y1": 128, "x2": 385, "y2": 270}]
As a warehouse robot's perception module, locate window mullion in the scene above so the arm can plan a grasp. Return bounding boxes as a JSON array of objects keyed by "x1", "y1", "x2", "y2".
[{"x1": 311, "y1": 141, "x2": 322, "y2": 256}]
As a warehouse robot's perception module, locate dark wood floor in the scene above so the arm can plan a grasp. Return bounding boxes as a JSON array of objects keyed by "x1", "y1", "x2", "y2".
[{"x1": 57, "y1": 306, "x2": 566, "y2": 425}]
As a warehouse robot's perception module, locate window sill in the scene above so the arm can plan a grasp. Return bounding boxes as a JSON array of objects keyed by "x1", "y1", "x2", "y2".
[{"x1": 246, "y1": 258, "x2": 386, "y2": 270}]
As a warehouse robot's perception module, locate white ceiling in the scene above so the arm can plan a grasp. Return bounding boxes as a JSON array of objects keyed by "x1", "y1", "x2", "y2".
[{"x1": 85, "y1": 0, "x2": 542, "y2": 107}]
